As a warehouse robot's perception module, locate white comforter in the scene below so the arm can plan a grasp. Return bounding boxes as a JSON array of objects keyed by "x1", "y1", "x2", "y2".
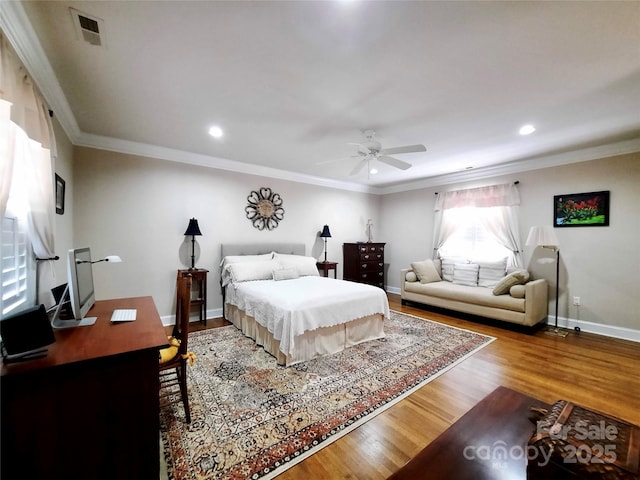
[{"x1": 225, "y1": 276, "x2": 389, "y2": 356}]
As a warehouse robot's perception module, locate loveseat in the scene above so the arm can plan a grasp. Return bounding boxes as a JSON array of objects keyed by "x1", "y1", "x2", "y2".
[{"x1": 400, "y1": 258, "x2": 548, "y2": 327}]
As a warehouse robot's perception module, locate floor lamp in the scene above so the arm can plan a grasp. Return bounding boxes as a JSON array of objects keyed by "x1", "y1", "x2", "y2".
[{"x1": 526, "y1": 226, "x2": 567, "y2": 337}]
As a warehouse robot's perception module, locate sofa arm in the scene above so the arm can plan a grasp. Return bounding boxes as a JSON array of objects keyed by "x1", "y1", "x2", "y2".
[
  {"x1": 524, "y1": 278, "x2": 548, "y2": 326},
  {"x1": 400, "y1": 268, "x2": 412, "y2": 297}
]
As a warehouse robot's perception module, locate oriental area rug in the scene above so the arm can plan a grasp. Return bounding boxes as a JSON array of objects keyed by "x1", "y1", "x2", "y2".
[{"x1": 160, "y1": 310, "x2": 495, "y2": 480}]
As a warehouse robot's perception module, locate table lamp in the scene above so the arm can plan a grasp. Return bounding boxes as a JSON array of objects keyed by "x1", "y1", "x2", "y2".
[
  {"x1": 320, "y1": 225, "x2": 331, "y2": 263},
  {"x1": 184, "y1": 218, "x2": 202, "y2": 270}
]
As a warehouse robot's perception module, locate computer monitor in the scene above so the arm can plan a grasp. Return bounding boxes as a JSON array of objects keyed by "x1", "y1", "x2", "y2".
[{"x1": 50, "y1": 248, "x2": 97, "y2": 328}]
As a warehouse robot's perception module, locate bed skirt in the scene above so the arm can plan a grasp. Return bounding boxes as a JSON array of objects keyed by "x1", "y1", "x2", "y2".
[{"x1": 225, "y1": 304, "x2": 385, "y2": 366}]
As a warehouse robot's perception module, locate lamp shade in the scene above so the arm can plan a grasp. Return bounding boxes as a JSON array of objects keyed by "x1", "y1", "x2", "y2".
[
  {"x1": 184, "y1": 218, "x2": 202, "y2": 236},
  {"x1": 320, "y1": 225, "x2": 332, "y2": 238},
  {"x1": 526, "y1": 226, "x2": 559, "y2": 248}
]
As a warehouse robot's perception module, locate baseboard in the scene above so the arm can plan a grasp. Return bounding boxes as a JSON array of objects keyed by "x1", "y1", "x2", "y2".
[{"x1": 547, "y1": 316, "x2": 640, "y2": 343}]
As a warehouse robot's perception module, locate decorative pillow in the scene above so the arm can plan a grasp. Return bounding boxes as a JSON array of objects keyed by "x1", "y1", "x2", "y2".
[
  {"x1": 273, "y1": 253, "x2": 319, "y2": 276},
  {"x1": 509, "y1": 284, "x2": 526, "y2": 298},
  {"x1": 492, "y1": 270, "x2": 530, "y2": 295},
  {"x1": 220, "y1": 253, "x2": 273, "y2": 268},
  {"x1": 405, "y1": 271, "x2": 418, "y2": 282},
  {"x1": 411, "y1": 259, "x2": 441, "y2": 284},
  {"x1": 272, "y1": 267, "x2": 299, "y2": 281},
  {"x1": 228, "y1": 260, "x2": 278, "y2": 283},
  {"x1": 476, "y1": 258, "x2": 507, "y2": 288},
  {"x1": 441, "y1": 257, "x2": 468, "y2": 282},
  {"x1": 452, "y1": 263, "x2": 479, "y2": 287}
]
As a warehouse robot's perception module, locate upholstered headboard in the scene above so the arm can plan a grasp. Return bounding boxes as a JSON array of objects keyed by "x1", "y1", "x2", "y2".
[{"x1": 221, "y1": 243, "x2": 305, "y2": 258}]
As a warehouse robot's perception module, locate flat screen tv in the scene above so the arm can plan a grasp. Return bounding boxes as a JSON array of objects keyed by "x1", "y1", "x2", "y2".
[{"x1": 50, "y1": 248, "x2": 97, "y2": 328}]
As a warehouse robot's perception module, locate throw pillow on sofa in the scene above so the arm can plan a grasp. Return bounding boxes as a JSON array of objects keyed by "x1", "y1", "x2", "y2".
[
  {"x1": 453, "y1": 263, "x2": 479, "y2": 287},
  {"x1": 441, "y1": 257, "x2": 467, "y2": 282},
  {"x1": 509, "y1": 284, "x2": 526, "y2": 298},
  {"x1": 476, "y1": 258, "x2": 507, "y2": 288},
  {"x1": 411, "y1": 259, "x2": 441, "y2": 284},
  {"x1": 492, "y1": 270, "x2": 530, "y2": 295}
]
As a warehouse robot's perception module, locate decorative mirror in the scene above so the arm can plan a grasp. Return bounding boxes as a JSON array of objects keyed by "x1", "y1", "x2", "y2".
[{"x1": 245, "y1": 187, "x2": 285, "y2": 230}]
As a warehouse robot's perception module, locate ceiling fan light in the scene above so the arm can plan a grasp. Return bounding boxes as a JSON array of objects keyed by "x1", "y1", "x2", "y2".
[{"x1": 370, "y1": 168, "x2": 378, "y2": 175}]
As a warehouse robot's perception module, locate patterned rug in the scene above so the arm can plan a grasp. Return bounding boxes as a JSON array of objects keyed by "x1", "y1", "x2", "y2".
[{"x1": 160, "y1": 310, "x2": 495, "y2": 480}]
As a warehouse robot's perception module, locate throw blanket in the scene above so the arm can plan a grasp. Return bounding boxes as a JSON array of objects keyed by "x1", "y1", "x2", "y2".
[{"x1": 225, "y1": 276, "x2": 389, "y2": 356}]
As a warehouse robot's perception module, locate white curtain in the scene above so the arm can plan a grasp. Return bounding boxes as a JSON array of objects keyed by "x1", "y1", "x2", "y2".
[
  {"x1": 1, "y1": 32, "x2": 58, "y2": 302},
  {"x1": 432, "y1": 183, "x2": 524, "y2": 267}
]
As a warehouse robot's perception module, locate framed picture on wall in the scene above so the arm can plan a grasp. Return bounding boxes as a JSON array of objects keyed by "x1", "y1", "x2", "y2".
[
  {"x1": 553, "y1": 190, "x2": 609, "y2": 227},
  {"x1": 55, "y1": 174, "x2": 65, "y2": 215}
]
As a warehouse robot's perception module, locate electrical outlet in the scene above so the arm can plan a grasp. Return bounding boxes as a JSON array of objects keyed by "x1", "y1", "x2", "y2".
[{"x1": 573, "y1": 296, "x2": 581, "y2": 306}]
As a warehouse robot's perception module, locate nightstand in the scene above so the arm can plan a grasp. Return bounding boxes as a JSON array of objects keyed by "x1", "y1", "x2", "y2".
[
  {"x1": 316, "y1": 261, "x2": 338, "y2": 279},
  {"x1": 177, "y1": 268, "x2": 208, "y2": 325}
]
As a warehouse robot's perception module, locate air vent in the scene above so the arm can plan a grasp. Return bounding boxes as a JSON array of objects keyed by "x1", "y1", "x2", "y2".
[{"x1": 70, "y1": 8, "x2": 105, "y2": 47}]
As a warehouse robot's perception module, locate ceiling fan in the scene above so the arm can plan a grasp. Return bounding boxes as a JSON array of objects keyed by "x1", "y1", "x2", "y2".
[{"x1": 346, "y1": 130, "x2": 426, "y2": 176}]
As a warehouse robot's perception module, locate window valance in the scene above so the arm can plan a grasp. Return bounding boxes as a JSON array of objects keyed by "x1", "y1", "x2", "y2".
[{"x1": 434, "y1": 183, "x2": 520, "y2": 211}]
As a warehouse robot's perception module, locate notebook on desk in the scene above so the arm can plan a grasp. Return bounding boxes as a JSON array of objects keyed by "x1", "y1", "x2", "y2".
[{"x1": 110, "y1": 309, "x2": 137, "y2": 322}]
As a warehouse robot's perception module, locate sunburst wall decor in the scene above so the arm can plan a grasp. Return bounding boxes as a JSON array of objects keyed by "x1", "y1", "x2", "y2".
[{"x1": 245, "y1": 187, "x2": 285, "y2": 230}]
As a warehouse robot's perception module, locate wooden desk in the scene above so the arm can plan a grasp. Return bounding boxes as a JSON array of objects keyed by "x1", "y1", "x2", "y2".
[
  {"x1": 388, "y1": 386, "x2": 548, "y2": 480},
  {"x1": 316, "y1": 261, "x2": 338, "y2": 279},
  {"x1": 1, "y1": 296, "x2": 168, "y2": 480}
]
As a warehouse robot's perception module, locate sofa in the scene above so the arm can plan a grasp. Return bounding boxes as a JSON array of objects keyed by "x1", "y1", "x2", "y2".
[{"x1": 400, "y1": 257, "x2": 548, "y2": 327}]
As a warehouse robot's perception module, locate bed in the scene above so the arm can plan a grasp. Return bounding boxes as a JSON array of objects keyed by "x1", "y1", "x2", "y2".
[{"x1": 221, "y1": 243, "x2": 389, "y2": 366}]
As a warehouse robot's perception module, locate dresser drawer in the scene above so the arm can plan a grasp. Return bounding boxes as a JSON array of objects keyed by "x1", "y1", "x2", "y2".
[
  {"x1": 359, "y1": 252, "x2": 384, "y2": 262},
  {"x1": 358, "y1": 261, "x2": 384, "y2": 272}
]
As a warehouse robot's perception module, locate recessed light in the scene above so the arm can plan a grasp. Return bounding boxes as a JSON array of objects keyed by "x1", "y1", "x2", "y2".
[
  {"x1": 519, "y1": 124, "x2": 536, "y2": 135},
  {"x1": 208, "y1": 126, "x2": 223, "y2": 138}
]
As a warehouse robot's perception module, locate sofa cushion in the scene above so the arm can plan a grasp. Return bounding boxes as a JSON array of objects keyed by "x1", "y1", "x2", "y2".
[
  {"x1": 404, "y1": 280, "x2": 525, "y2": 312},
  {"x1": 509, "y1": 284, "x2": 526, "y2": 298},
  {"x1": 405, "y1": 271, "x2": 418, "y2": 282},
  {"x1": 492, "y1": 270, "x2": 530, "y2": 295},
  {"x1": 452, "y1": 263, "x2": 479, "y2": 286},
  {"x1": 441, "y1": 257, "x2": 467, "y2": 282},
  {"x1": 476, "y1": 258, "x2": 507, "y2": 288},
  {"x1": 411, "y1": 259, "x2": 441, "y2": 284}
]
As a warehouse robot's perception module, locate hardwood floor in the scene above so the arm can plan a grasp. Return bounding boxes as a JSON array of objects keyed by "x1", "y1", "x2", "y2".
[{"x1": 184, "y1": 293, "x2": 640, "y2": 479}]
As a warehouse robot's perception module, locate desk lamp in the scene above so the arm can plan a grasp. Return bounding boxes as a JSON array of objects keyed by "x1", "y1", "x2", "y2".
[
  {"x1": 320, "y1": 225, "x2": 331, "y2": 263},
  {"x1": 184, "y1": 218, "x2": 203, "y2": 270}
]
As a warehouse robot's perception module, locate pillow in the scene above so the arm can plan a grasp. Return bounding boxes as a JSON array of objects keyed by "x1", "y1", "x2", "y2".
[
  {"x1": 411, "y1": 259, "x2": 441, "y2": 284},
  {"x1": 509, "y1": 284, "x2": 526, "y2": 298},
  {"x1": 272, "y1": 267, "x2": 299, "y2": 281},
  {"x1": 452, "y1": 263, "x2": 479, "y2": 287},
  {"x1": 228, "y1": 260, "x2": 278, "y2": 283},
  {"x1": 476, "y1": 258, "x2": 507, "y2": 288},
  {"x1": 405, "y1": 271, "x2": 418, "y2": 282},
  {"x1": 220, "y1": 253, "x2": 273, "y2": 268},
  {"x1": 492, "y1": 270, "x2": 530, "y2": 295},
  {"x1": 273, "y1": 253, "x2": 319, "y2": 276},
  {"x1": 441, "y1": 257, "x2": 468, "y2": 282}
]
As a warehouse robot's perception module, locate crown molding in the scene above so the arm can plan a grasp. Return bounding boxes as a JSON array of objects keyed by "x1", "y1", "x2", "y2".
[{"x1": 0, "y1": 1, "x2": 81, "y2": 143}]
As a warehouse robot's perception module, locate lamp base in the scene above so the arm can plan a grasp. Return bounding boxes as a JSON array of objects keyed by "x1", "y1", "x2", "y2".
[{"x1": 544, "y1": 326, "x2": 569, "y2": 337}]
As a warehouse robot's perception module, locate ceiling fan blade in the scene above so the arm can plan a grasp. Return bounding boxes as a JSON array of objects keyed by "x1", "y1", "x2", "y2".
[
  {"x1": 380, "y1": 144, "x2": 426, "y2": 155},
  {"x1": 349, "y1": 158, "x2": 368, "y2": 176},
  {"x1": 378, "y1": 155, "x2": 412, "y2": 170}
]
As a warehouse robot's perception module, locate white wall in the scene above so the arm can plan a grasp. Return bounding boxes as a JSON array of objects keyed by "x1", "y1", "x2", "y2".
[
  {"x1": 73, "y1": 147, "x2": 380, "y2": 319},
  {"x1": 382, "y1": 153, "x2": 640, "y2": 336},
  {"x1": 71, "y1": 146, "x2": 639, "y2": 337}
]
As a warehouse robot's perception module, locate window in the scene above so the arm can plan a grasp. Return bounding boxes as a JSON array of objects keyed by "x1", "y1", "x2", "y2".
[
  {"x1": 1, "y1": 206, "x2": 36, "y2": 317},
  {"x1": 438, "y1": 207, "x2": 512, "y2": 261}
]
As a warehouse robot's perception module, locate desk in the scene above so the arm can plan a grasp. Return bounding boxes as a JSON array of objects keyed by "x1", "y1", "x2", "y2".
[
  {"x1": 316, "y1": 261, "x2": 338, "y2": 279},
  {"x1": 1, "y1": 296, "x2": 168, "y2": 480}
]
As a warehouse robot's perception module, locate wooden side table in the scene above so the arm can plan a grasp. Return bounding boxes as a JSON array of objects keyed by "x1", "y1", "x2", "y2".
[
  {"x1": 178, "y1": 268, "x2": 208, "y2": 325},
  {"x1": 316, "y1": 261, "x2": 338, "y2": 279}
]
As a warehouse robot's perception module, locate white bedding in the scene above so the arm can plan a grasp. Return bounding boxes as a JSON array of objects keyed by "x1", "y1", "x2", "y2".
[{"x1": 225, "y1": 276, "x2": 389, "y2": 357}]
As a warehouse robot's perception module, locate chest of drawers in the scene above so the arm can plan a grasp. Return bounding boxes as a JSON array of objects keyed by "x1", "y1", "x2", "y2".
[{"x1": 343, "y1": 242, "x2": 386, "y2": 289}]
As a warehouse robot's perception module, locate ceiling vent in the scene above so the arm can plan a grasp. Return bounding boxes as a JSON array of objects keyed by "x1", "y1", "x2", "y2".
[{"x1": 70, "y1": 8, "x2": 105, "y2": 47}]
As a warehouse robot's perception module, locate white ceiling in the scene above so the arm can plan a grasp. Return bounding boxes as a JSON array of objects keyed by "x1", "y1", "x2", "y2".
[{"x1": 4, "y1": 0, "x2": 640, "y2": 193}]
